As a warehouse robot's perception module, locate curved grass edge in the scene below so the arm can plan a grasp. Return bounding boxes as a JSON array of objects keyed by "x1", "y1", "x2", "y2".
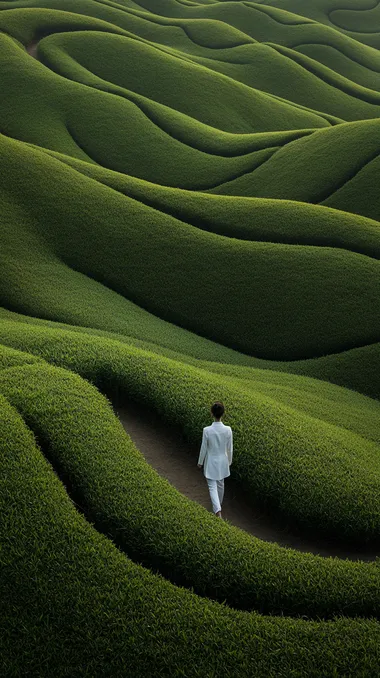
[
  {"x1": 1, "y1": 304, "x2": 380, "y2": 401},
  {"x1": 2, "y1": 388, "x2": 380, "y2": 677},
  {"x1": 1, "y1": 348, "x2": 380, "y2": 619},
  {"x1": 0, "y1": 322, "x2": 379, "y2": 543}
]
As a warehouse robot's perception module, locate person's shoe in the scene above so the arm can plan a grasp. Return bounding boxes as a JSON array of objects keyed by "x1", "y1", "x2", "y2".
[{"x1": 215, "y1": 511, "x2": 222, "y2": 518}]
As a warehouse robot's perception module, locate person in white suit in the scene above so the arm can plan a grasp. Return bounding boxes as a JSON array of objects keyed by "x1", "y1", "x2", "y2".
[{"x1": 197, "y1": 401, "x2": 233, "y2": 518}]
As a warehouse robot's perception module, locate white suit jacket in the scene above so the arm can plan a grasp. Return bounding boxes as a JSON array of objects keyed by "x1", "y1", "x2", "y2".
[{"x1": 198, "y1": 421, "x2": 233, "y2": 480}]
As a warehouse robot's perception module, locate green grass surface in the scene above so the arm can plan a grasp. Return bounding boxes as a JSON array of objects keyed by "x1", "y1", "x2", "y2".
[
  {"x1": 2, "y1": 386, "x2": 380, "y2": 678},
  {"x1": 1, "y1": 0, "x2": 380, "y2": 675},
  {"x1": 1, "y1": 132, "x2": 380, "y2": 362},
  {"x1": 1, "y1": 356, "x2": 380, "y2": 624},
  {"x1": 0, "y1": 323, "x2": 380, "y2": 549}
]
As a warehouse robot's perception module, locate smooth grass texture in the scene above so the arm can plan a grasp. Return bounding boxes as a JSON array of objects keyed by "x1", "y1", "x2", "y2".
[
  {"x1": 260, "y1": 0, "x2": 380, "y2": 50},
  {"x1": 208, "y1": 118, "x2": 380, "y2": 202},
  {"x1": 1, "y1": 304, "x2": 380, "y2": 404},
  {"x1": 38, "y1": 30, "x2": 332, "y2": 134},
  {"x1": 39, "y1": 143, "x2": 380, "y2": 256},
  {"x1": 0, "y1": 34, "x2": 283, "y2": 182},
  {"x1": 1, "y1": 132, "x2": 380, "y2": 361},
  {"x1": 1, "y1": 0, "x2": 380, "y2": 675}
]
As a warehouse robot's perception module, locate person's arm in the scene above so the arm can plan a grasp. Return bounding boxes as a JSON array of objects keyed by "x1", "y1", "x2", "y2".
[
  {"x1": 227, "y1": 428, "x2": 233, "y2": 466},
  {"x1": 197, "y1": 428, "x2": 207, "y2": 468}
]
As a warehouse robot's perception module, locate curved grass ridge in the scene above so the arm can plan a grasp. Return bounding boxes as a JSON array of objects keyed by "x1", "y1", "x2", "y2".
[
  {"x1": 0, "y1": 343, "x2": 43, "y2": 370},
  {"x1": 1, "y1": 391, "x2": 380, "y2": 678},
  {"x1": 1, "y1": 302, "x2": 380, "y2": 422},
  {"x1": 1, "y1": 356, "x2": 380, "y2": 623},
  {"x1": 255, "y1": 0, "x2": 380, "y2": 49},
  {"x1": 1, "y1": 303, "x2": 380, "y2": 404},
  {"x1": 0, "y1": 325, "x2": 379, "y2": 550},
  {"x1": 1, "y1": 131, "x2": 380, "y2": 361},
  {"x1": 38, "y1": 141, "x2": 380, "y2": 257},
  {"x1": 1, "y1": 0, "x2": 380, "y2": 673}
]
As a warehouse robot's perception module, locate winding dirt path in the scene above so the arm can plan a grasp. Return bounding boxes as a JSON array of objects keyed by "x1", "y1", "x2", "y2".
[{"x1": 116, "y1": 401, "x2": 379, "y2": 562}]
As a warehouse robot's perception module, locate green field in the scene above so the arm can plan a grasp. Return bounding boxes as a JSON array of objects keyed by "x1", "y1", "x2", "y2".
[{"x1": 1, "y1": 0, "x2": 380, "y2": 676}]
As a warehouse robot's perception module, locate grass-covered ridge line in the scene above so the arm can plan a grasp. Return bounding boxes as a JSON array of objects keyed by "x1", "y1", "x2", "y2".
[
  {"x1": 262, "y1": 0, "x2": 380, "y2": 49},
  {"x1": 2, "y1": 304, "x2": 380, "y2": 404},
  {"x1": 0, "y1": 342, "x2": 43, "y2": 370},
  {"x1": 2, "y1": 0, "x2": 380, "y2": 673},
  {"x1": 1, "y1": 354, "x2": 380, "y2": 623},
  {"x1": 0, "y1": 324, "x2": 379, "y2": 550},
  {"x1": 0, "y1": 33, "x2": 285, "y2": 179},
  {"x1": 40, "y1": 28, "x2": 368, "y2": 129},
  {"x1": 39, "y1": 140, "x2": 380, "y2": 255},
  {"x1": 1, "y1": 132, "x2": 380, "y2": 361},
  {"x1": 2, "y1": 389, "x2": 380, "y2": 678}
]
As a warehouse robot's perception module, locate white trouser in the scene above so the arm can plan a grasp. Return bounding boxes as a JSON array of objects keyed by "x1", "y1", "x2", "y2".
[{"x1": 206, "y1": 478, "x2": 225, "y2": 514}]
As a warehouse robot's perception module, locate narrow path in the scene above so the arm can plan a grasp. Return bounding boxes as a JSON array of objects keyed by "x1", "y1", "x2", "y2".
[
  {"x1": 26, "y1": 40, "x2": 39, "y2": 59},
  {"x1": 116, "y1": 401, "x2": 379, "y2": 562}
]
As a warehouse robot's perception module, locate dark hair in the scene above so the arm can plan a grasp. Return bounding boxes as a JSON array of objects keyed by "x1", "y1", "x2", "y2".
[{"x1": 211, "y1": 401, "x2": 225, "y2": 419}]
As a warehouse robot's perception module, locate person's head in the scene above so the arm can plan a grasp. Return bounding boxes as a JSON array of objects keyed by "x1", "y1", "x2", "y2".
[{"x1": 211, "y1": 401, "x2": 225, "y2": 421}]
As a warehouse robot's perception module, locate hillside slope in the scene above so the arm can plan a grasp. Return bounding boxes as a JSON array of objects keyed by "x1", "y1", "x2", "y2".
[{"x1": 1, "y1": 1, "x2": 380, "y2": 676}]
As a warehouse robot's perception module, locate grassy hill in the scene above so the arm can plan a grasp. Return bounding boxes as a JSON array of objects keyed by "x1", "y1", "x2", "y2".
[{"x1": 1, "y1": 0, "x2": 380, "y2": 675}]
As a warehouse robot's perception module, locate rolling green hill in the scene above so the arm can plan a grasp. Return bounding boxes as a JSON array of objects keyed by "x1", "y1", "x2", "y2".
[{"x1": 1, "y1": 0, "x2": 380, "y2": 676}]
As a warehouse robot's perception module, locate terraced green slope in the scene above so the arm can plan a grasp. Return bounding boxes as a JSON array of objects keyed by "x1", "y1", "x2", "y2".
[{"x1": 1, "y1": 0, "x2": 380, "y2": 675}]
